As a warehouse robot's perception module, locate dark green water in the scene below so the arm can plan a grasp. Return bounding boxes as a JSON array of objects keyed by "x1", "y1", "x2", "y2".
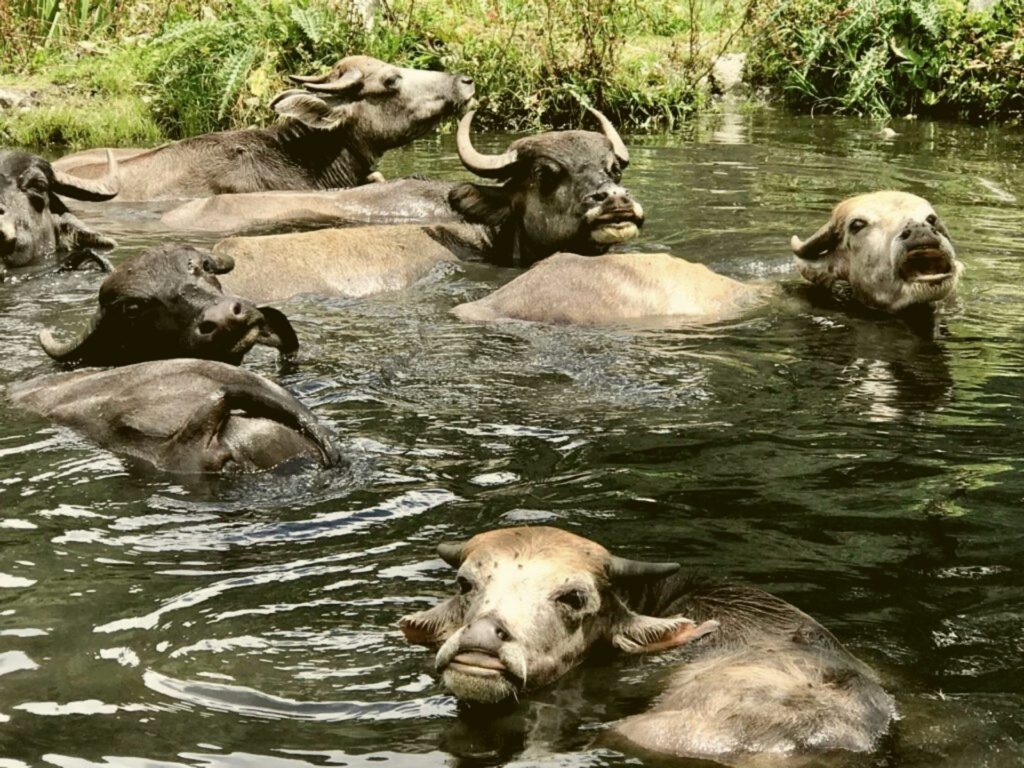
[{"x1": 1, "y1": 107, "x2": 1023, "y2": 767}]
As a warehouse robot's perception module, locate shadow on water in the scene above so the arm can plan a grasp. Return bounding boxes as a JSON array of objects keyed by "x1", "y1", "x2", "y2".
[{"x1": 1, "y1": 107, "x2": 1024, "y2": 766}]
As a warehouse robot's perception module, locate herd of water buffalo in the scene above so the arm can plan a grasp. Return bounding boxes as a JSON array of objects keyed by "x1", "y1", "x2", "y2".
[{"x1": 0, "y1": 53, "x2": 966, "y2": 763}]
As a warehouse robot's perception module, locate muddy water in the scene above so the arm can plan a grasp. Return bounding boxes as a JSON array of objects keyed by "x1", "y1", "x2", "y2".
[{"x1": 1, "y1": 107, "x2": 1023, "y2": 767}]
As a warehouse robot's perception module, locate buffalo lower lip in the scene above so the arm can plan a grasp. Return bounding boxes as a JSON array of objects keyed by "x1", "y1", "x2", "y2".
[
  {"x1": 448, "y1": 661, "x2": 504, "y2": 677},
  {"x1": 900, "y1": 248, "x2": 954, "y2": 282}
]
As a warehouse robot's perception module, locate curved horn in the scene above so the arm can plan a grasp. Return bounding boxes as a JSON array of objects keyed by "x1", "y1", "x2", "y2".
[
  {"x1": 587, "y1": 107, "x2": 629, "y2": 166},
  {"x1": 52, "y1": 150, "x2": 120, "y2": 202},
  {"x1": 437, "y1": 540, "x2": 466, "y2": 568},
  {"x1": 304, "y1": 67, "x2": 364, "y2": 94},
  {"x1": 289, "y1": 72, "x2": 333, "y2": 85},
  {"x1": 456, "y1": 111, "x2": 519, "y2": 178},
  {"x1": 38, "y1": 313, "x2": 102, "y2": 363},
  {"x1": 790, "y1": 221, "x2": 840, "y2": 260},
  {"x1": 202, "y1": 250, "x2": 235, "y2": 275},
  {"x1": 607, "y1": 555, "x2": 680, "y2": 581}
]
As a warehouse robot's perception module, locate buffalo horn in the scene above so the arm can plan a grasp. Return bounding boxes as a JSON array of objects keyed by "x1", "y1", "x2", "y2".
[
  {"x1": 607, "y1": 555, "x2": 680, "y2": 581},
  {"x1": 52, "y1": 150, "x2": 120, "y2": 202},
  {"x1": 587, "y1": 107, "x2": 630, "y2": 166},
  {"x1": 304, "y1": 67, "x2": 364, "y2": 94},
  {"x1": 456, "y1": 111, "x2": 519, "y2": 178},
  {"x1": 790, "y1": 221, "x2": 840, "y2": 260},
  {"x1": 202, "y1": 251, "x2": 235, "y2": 275},
  {"x1": 437, "y1": 541, "x2": 465, "y2": 568},
  {"x1": 38, "y1": 313, "x2": 101, "y2": 362},
  {"x1": 289, "y1": 72, "x2": 332, "y2": 85}
]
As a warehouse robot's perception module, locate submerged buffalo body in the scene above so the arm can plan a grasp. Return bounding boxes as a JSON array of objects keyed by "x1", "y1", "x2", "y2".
[
  {"x1": 401, "y1": 526, "x2": 895, "y2": 761},
  {"x1": 38, "y1": 244, "x2": 297, "y2": 366},
  {"x1": 9, "y1": 359, "x2": 340, "y2": 473},
  {"x1": 453, "y1": 191, "x2": 961, "y2": 328},
  {"x1": 54, "y1": 56, "x2": 475, "y2": 201},
  {"x1": 214, "y1": 109, "x2": 644, "y2": 302},
  {"x1": 0, "y1": 150, "x2": 118, "y2": 275}
]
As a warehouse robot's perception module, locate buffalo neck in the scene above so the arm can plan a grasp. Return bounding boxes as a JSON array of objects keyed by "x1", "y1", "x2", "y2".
[{"x1": 270, "y1": 121, "x2": 379, "y2": 190}]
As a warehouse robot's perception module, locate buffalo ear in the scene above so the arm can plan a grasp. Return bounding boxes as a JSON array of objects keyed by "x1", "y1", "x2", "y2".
[
  {"x1": 55, "y1": 212, "x2": 116, "y2": 252},
  {"x1": 448, "y1": 183, "x2": 512, "y2": 228},
  {"x1": 256, "y1": 306, "x2": 299, "y2": 355},
  {"x1": 399, "y1": 597, "x2": 463, "y2": 645},
  {"x1": 270, "y1": 90, "x2": 349, "y2": 130},
  {"x1": 611, "y1": 611, "x2": 718, "y2": 654}
]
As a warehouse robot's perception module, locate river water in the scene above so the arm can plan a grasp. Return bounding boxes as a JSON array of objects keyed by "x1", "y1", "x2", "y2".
[{"x1": 1, "y1": 106, "x2": 1023, "y2": 767}]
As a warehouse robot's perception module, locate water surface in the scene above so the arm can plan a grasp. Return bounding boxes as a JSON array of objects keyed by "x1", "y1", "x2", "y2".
[{"x1": 1, "y1": 106, "x2": 1023, "y2": 767}]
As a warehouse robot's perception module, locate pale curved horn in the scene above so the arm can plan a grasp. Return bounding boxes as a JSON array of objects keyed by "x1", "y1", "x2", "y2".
[
  {"x1": 607, "y1": 555, "x2": 680, "y2": 581},
  {"x1": 456, "y1": 111, "x2": 519, "y2": 179},
  {"x1": 304, "y1": 67, "x2": 364, "y2": 94},
  {"x1": 289, "y1": 72, "x2": 332, "y2": 85},
  {"x1": 790, "y1": 221, "x2": 840, "y2": 260},
  {"x1": 38, "y1": 313, "x2": 102, "y2": 363},
  {"x1": 52, "y1": 149, "x2": 120, "y2": 201},
  {"x1": 587, "y1": 107, "x2": 629, "y2": 166},
  {"x1": 437, "y1": 540, "x2": 466, "y2": 567}
]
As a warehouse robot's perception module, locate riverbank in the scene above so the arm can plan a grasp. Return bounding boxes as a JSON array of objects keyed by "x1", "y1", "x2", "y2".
[{"x1": 0, "y1": 0, "x2": 1020, "y2": 150}]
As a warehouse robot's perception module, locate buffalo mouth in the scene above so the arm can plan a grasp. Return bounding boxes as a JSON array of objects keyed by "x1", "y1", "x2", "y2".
[
  {"x1": 898, "y1": 246, "x2": 956, "y2": 284},
  {"x1": 441, "y1": 651, "x2": 523, "y2": 703},
  {"x1": 447, "y1": 651, "x2": 509, "y2": 677},
  {"x1": 589, "y1": 207, "x2": 644, "y2": 246}
]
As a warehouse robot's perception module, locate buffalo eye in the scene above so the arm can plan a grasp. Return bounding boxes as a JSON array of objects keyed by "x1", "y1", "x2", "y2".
[
  {"x1": 456, "y1": 575, "x2": 474, "y2": 596},
  {"x1": 609, "y1": 163, "x2": 622, "y2": 184},
  {"x1": 555, "y1": 589, "x2": 587, "y2": 611},
  {"x1": 848, "y1": 218, "x2": 868, "y2": 234},
  {"x1": 119, "y1": 299, "x2": 146, "y2": 318},
  {"x1": 926, "y1": 214, "x2": 938, "y2": 226},
  {"x1": 533, "y1": 162, "x2": 563, "y2": 193},
  {"x1": 382, "y1": 74, "x2": 402, "y2": 90}
]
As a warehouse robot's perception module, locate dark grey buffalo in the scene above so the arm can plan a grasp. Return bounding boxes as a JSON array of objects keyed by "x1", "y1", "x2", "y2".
[
  {"x1": 401, "y1": 526, "x2": 895, "y2": 762},
  {"x1": 38, "y1": 244, "x2": 297, "y2": 366},
  {"x1": 9, "y1": 359, "x2": 340, "y2": 473},
  {"x1": 54, "y1": 55, "x2": 475, "y2": 201},
  {"x1": 214, "y1": 109, "x2": 645, "y2": 301},
  {"x1": 0, "y1": 150, "x2": 118, "y2": 275}
]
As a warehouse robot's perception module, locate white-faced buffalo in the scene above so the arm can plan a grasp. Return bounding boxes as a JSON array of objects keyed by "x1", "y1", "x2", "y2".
[
  {"x1": 53, "y1": 55, "x2": 475, "y2": 201},
  {"x1": 38, "y1": 244, "x2": 297, "y2": 366},
  {"x1": 0, "y1": 150, "x2": 118, "y2": 275},
  {"x1": 792, "y1": 190, "x2": 962, "y2": 314},
  {"x1": 214, "y1": 109, "x2": 645, "y2": 302},
  {"x1": 401, "y1": 526, "x2": 895, "y2": 761},
  {"x1": 9, "y1": 359, "x2": 340, "y2": 473},
  {"x1": 453, "y1": 191, "x2": 960, "y2": 328}
]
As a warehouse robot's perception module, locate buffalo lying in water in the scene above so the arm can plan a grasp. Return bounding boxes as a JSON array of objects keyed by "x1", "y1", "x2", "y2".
[
  {"x1": 0, "y1": 150, "x2": 118, "y2": 276},
  {"x1": 9, "y1": 359, "x2": 340, "y2": 473},
  {"x1": 214, "y1": 109, "x2": 644, "y2": 302},
  {"x1": 401, "y1": 526, "x2": 894, "y2": 762},
  {"x1": 53, "y1": 56, "x2": 475, "y2": 201},
  {"x1": 453, "y1": 191, "x2": 961, "y2": 326},
  {"x1": 38, "y1": 244, "x2": 297, "y2": 366}
]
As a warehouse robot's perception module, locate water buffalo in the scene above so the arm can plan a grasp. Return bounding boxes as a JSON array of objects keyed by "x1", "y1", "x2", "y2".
[
  {"x1": 9, "y1": 359, "x2": 340, "y2": 473},
  {"x1": 0, "y1": 149, "x2": 118, "y2": 275},
  {"x1": 53, "y1": 55, "x2": 475, "y2": 201},
  {"x1": 213, "y1": 109, "x2": 645, "y2": 302},
  {"x1": 401, "y1": 526, "x2": 895, "y2": 761},
  {"x1": 452, "y1": 191, "x2": 961, "y2": 328},
  {"x1": 38, "y1": 244, "x2": 297, "y2": 366},
  {"x1": 791, "y1": 190, "x2": 961, "y2": 314}
]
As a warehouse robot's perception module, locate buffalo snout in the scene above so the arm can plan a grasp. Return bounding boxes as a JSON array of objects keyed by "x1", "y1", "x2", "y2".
[{"x1": 457, "y1": 615, "x2": 513, "y2": 655}]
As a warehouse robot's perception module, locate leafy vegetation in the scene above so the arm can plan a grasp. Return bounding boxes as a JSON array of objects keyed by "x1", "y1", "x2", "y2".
[
  {"x1": 748, "y1": 0, "x2": 1024, "y2": 122},
  {"x1": 0, "y1": 0, "x2": 754, "y2": 148}
]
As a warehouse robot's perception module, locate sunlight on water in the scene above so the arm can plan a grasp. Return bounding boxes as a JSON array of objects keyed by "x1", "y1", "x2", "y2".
[{"x1": 1, "y1": 108, "x2": 1023, "y2": 766}]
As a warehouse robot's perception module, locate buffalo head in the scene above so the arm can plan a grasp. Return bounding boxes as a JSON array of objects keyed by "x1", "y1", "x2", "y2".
[
  {"x1": 791, "y1": 191, "x2": 962, "y2": 313},
  {"x1": 39, "y1": 244, "x2": 298, "y2": 366},
  {"x1": 270, "y1": 55, "x2": 475, "y2": 152},
  {"x1": 0, "y1": 149, "x2": 118, "y2": 272},
  {"x1": 448, "y1": 109, "x2": 645, "y2": 267},
  {"x1": 400, "y1": 526, "x2": 717, "y2": 704}
]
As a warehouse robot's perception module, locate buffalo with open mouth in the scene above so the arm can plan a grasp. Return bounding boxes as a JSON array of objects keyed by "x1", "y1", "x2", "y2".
[
  {"x1": 791, "y1": 190, "x2": 962, "y2": 314},
  {"x1": 39, "y1": 244, "x2": 297, "y2": 367}
]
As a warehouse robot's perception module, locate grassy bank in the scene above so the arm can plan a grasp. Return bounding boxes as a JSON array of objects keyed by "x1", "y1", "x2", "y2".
[
  {"x1": 747, "y1": 0, "x2": 1024, "y2": 123},
  {"x1": 0, "y1": 0, "x2": 752, "y2": 149}
]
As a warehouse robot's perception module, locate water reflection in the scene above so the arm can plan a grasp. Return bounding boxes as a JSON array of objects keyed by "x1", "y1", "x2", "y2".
[{"x1": 1, "y1": 110, "x2": 1023, "y2": 767}]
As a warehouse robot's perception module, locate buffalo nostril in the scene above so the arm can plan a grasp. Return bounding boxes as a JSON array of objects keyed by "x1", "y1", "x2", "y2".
[
  {"x1": 588, "y1": 191, "x2": 608, "y2": 204},
  {"x1": 459, "y1": 76, "x2": 474, "y2": 85},
  {"x1": 197, "y1": 321, "x2": 217, "y2": 336},
  {"x1": 494, "y1": 625, "x2": 511, "y2": 642},
  {"x1": 900, "y1": 228, "x2": 911, "y2": 240}
]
